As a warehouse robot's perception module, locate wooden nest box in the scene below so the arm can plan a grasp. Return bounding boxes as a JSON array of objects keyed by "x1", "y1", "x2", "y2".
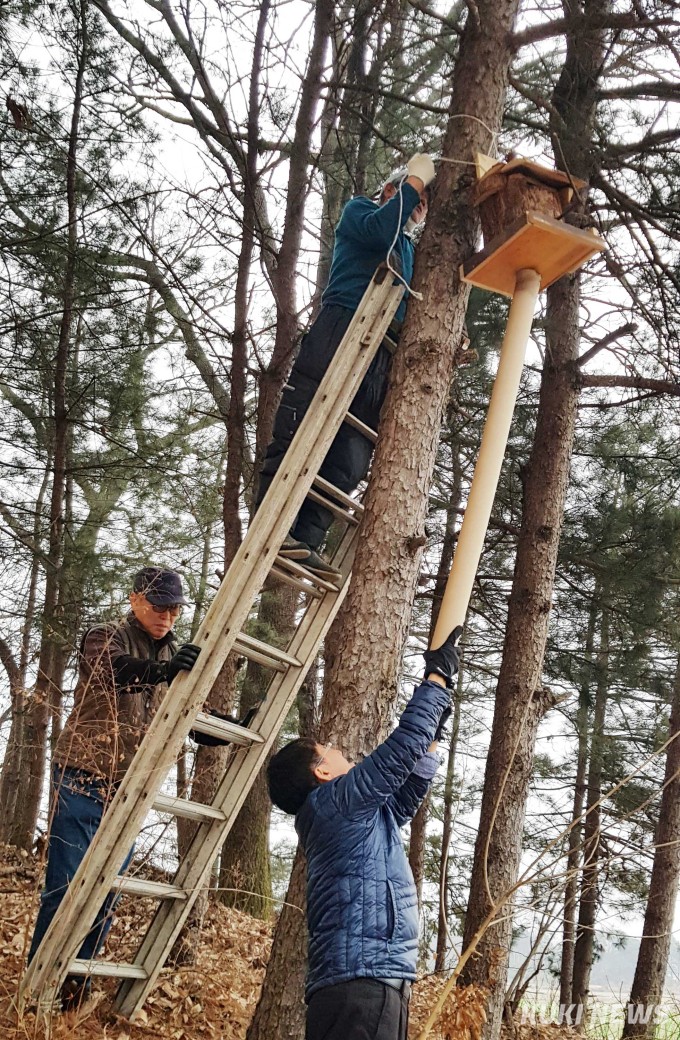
[{"x1": 460, "y1": 154, "x2": 606, "y2": 297}]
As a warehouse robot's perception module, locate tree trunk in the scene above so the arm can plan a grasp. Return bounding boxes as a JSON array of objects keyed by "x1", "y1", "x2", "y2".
[
  {"x1": 0, "y1": 638, "x2": 21, "y2": 840},
  {"x1": 253, "y1": 0, "x2": 332, "y2": 474},
  {"x1": 459, "y1": 0, "x2": 609, "y2": 1029},
  {"x1": 0, "y1": 449, "x2": 48, "y2": 838},
  {"x1": 559, "y1": 600, "x2": 596, "y2": 1008},
  {"x1": 246, "y1": 846, "x2": 309, "y2": 1040},
  {"x1": 409, "y1": 411, "x2": 462, "y2": 906},
  {"x1": 245, "y1": 632, "x2": 318, "y2": 1040},
  {"x1": 249, "y1": 0, "x2": 521, "y2": 1022},
  {"x1": 409, "y1": 797, "x2": 429, "y2": 910},
  {"x1": 11, "y1": 3, "x2": 87, "y2": 848},
  {"x1": 571, "y1": 606, "x2": 609, "y2": 1025},
  {"x1": 435, "y1": 663, "x2": 463, "y2": 973},
  {"x1": 622, "y1": 655, "x2": 680, "y2": 1039}
]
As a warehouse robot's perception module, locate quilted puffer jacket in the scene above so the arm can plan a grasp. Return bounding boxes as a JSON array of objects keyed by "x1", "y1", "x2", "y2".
[{"x1": 296, "y1": 679, "x2": 450, "y2": 1001}]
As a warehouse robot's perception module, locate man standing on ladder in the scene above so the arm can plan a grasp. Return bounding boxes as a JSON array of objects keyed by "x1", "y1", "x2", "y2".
[
  {"x1": 255, "y1": 153, "x2": 436, "y2": 581},
  {"x1": 267, "y1": 625, "x2": 461, "y2": 1040},
  {"x1": 28, "y1": 566, "x2": 227, "y2": 1010}
]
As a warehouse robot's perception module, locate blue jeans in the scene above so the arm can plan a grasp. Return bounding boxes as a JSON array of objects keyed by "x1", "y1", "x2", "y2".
[{"x1": 29, "y1": 766, "x2": 134, "y2": 965}]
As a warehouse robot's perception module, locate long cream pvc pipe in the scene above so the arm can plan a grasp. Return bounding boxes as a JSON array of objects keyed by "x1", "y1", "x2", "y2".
[{"x1": 430, "y1": 267, "x2": 541, "y2": 650}]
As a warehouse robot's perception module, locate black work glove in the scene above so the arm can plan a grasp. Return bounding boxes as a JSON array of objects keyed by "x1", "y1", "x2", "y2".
[
  {"x1": 423, "y1": 625, "x2": 463, "y2": 689},
  {"x1": 190, "y1": 705, "x2": 258, "y2": 748},
  {"x1": 434, "y1": 704, "x2": 452, "y2": 742},
  {"x1": 167, "y1": 643, "x2": 201, "y2": 685}
]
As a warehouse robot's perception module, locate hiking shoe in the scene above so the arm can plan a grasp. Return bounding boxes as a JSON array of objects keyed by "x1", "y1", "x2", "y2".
[
  {"x1": 303, "y1": 550, "x2": 342, "y2": 582},
  {"x1": 61, "y1": 975, "x2": 91, "y2": 1012},
  {"x1": 279, "y1": 538, "x2": 313, "y2": 560}
]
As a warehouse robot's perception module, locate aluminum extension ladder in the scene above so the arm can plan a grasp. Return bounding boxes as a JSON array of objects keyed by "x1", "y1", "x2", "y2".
[{"x1": 21, "y1": 266, "x2": 405, "y2": 1018}]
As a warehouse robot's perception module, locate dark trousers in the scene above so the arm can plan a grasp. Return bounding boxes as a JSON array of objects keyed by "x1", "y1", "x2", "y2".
[
  {"x1": 306, "y1": 979, "x2": 409, "y2": 1040},
  {"x1": 255, "y1": 304, "x2": 392, "y2": 550},
  {"x1": 29, "y1": 766, "x2": 134, "y2": 965}
]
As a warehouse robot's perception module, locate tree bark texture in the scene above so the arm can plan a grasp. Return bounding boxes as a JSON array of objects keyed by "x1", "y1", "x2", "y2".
[
  {"x1": 12, "y1": 3, "x2": 87, "y2": 848},
  {"x1": 0, "y1": 638, "x2": 21, "y2": 840},
  {"x1": 435, "y1": 665, "x2": 463, "y2": 973},
  {"x1": 245, "y1": 845, "x2": 308, "y2": 1040},
  {"x1": 558, "y1": 701, "x2": 590, "y2": 1007},
  {"x1": 409, "y1": 414, "x2": 462, "y2": 905},
  {"x1": 622, "y1": 656, "x2": 680, "y2": 1038},
  {"x1": 559, "y1": 600, "x2": 596, "y2": 1008},
  {"x1": 322, "y1": 0, "x2": 520, "y2": 752},
  {"x1": 245, "y1": 632, "x2": 318, "y2": 1040},
  {"x1": 459, "y1": 0, "x2": 609, "y2": 1030},
  {"x1": 409, "y1": 794, "x2": 429, "y2": 910},
  {"x1": 571, "y1": 606, "x2": 609, "y2": 1026}
]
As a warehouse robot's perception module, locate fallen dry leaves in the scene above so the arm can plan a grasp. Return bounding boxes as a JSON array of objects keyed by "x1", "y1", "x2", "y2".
[
  {"x1": 409, "y1": 975, "x2": 489, "y2": 1040},
  {"x1": 0, "y1": 843, "x2": 272, "y2": 1040},
  {"x1": 0, "y1": 844, "x2": 577, "y2": 1040}
]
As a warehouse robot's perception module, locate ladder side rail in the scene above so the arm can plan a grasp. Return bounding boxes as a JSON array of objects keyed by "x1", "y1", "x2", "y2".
[
  {"x1": 24, "y1": 272, "x2": 403, "y2": 1004},
  {"x1": 116, "y1": 524, "x2": 359, "y2": 1014}
]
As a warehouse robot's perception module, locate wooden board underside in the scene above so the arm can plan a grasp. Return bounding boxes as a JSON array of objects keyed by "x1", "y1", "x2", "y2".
[{"x1": 460, "y1": 211, "x2": 606, "y2": 297}]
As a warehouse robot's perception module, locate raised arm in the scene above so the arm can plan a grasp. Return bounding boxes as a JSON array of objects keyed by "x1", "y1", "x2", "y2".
[
  {"x1": 330, "y1": 679, "x2": 449, "y2": 819},
  {"x1": 337, "y1": 187, "x2": 421, "y2": 252},
  {"x1": 330, "y1": 626, "x2": 462, "y2": 820},
  {"x1": 386, "y1": 705, "x2": 452, "y2": 825}
]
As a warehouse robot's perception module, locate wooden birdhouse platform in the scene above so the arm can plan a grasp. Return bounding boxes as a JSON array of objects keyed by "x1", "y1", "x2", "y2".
[
  {"x1": 460, "y1": 155, "x2": 606, "y2": 297},
  {"x1": 461, "y1": 210, "x2": 606, "y2": 297}
]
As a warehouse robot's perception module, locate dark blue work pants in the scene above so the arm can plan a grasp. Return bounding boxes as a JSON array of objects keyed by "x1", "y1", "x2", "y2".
[
  {"x1": 255, "y1": 305, "x2": 392, "y2": 550},
  {"x1": 29, "y1": 766, "x2": 134, "y2": 965}
]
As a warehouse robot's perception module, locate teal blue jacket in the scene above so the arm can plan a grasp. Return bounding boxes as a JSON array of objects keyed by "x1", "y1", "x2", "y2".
[{"x1": 321, "y1": 184, "x2": 420, "y2": 322}]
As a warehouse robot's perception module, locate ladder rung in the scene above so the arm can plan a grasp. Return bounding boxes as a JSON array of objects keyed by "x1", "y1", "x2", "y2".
[
  {"x1": 191, "y1": 711, "x2": 266, "y2": 745},
  {"x1": 68, "y1": 958, "x2": 148, "y2": 980},
  {"x1": 306, "y1": 488, "x2": 360, "y2": 526},
  {"x1": 152, "y1": 794, "x2": 227, "y2": 822},
  {"x1": 273, "y1": 554, "x2": 342, "y2": 593},
  {"x1": 313, "y1": 476, "x2": 365, "y2": 516},
  {"x1": 344, "y1": 411, "x2": 377, "y2": 444},
  {"x1": 233, "y1": 632, "x2": 302, "y2": 671},
  {"x1": 270, "y1": 563, "x2": 323, "y2": 598},
  {"x1": 111, "y1": 876, "x2": 187, "y2": 900},
  {"x1": 309, "y1": 484, "x2": 361, "y2": 524}
]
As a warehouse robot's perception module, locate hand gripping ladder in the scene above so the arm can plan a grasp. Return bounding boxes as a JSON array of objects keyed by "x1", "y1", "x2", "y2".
[{"x1": 21, "y1": 266, "x2": 404, "y2": 1018}]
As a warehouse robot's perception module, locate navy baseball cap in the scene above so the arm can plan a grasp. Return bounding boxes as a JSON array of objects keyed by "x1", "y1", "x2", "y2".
[{"x1": 132, "y1": 567, "x2": 190, "y2": 606}]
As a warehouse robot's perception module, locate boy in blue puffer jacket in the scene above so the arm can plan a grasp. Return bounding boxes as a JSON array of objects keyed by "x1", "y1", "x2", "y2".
[{"x1": 268, "y1": 626, "x2": 461, "y2": 1040}]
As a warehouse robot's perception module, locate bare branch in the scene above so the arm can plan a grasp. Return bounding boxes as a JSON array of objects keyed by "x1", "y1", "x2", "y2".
[
  {"x1": 576, "y1": 322, "x2": 638, "y2": 368},
  {"x1": 580, "y1": 374, "x2": 680, "y2": 396}
]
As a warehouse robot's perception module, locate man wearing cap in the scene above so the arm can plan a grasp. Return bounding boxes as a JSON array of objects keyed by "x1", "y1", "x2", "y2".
[
  {"x1": 255, "y1": 153, "x2": 435, "y2": 582},
  {"x1": 29, "y1": 566, "x2": 214, "y2": 1007}
]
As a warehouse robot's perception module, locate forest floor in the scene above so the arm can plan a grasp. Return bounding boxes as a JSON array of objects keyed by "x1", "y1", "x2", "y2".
[{"x1": 0, "y1": 844, "x2": 579, "y2": 1040}]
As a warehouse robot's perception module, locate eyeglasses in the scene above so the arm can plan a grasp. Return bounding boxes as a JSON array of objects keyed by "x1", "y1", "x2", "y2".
[
  {"x1": 316, "y1": 742, "x2": 332, "y2": 768},
  {"x1": 150, "y1": 603, "x2": 182, "y2": 617}
]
